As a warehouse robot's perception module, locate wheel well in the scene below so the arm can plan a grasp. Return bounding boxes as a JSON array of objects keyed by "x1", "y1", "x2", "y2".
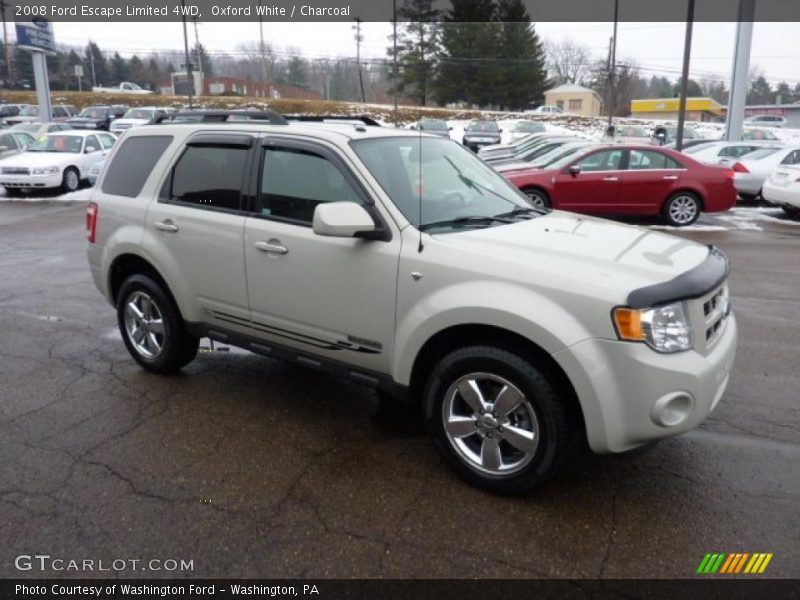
[
  {"x1": 408, "y1": 324, "x2": 585, "y2": 430},
  {"x1": 520, "y1": 185, "x2": 549, "y2": 198},
  {"x1": 666, "y1": 188, "x2": 705, "y2": 211},
  {"x1": 108, "y1": 254, "x2": 173, "y2": 306}
]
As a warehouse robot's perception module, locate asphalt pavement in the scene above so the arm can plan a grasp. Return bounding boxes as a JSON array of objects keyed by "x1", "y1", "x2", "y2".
[{"x1": 0, "y1": 201, "x2": 798, "y2": 579}]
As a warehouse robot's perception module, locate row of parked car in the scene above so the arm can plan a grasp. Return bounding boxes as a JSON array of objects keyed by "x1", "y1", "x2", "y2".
[{"x1": 0, "y1": 102, "x2": 175, "y2": 133}]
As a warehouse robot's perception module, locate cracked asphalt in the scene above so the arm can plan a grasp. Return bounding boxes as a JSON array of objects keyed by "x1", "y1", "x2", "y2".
[{"x1": 0, "y1": 201, "x2": 798, "y2": 579}]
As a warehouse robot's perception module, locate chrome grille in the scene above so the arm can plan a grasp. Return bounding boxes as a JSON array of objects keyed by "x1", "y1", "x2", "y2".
[
  {"x1": 703, "y1": 285, "x2": 729, "y2": 347},
  {"x1": 1, "y1": 166, "x2": 30, "y2": 175}
]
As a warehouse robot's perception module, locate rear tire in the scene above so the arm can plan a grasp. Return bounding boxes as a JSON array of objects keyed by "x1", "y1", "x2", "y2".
[
  {"x1": 424, "y1": 345, "x2": 575, "y2": 495},
  {"x1": 523, "y1": 188, "x2": 551, "y2": 210},
  {"x1": 117, "y1": 274, "x2": 199, "y2": 374},
  {"x1": 663, "y1": 191, "x2": 701, "y2": 227},
  {"x1": 782, "y1": 205, "x2": 800, "y2": 217}
]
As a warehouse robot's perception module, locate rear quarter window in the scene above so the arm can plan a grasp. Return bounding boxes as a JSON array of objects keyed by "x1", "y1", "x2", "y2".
[{"x1": 101, "y1": 135, "x2": 173, "y2": 198}]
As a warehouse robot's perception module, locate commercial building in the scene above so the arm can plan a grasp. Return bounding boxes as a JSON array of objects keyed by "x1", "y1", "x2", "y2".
[
  {"x1": 630, "y1": 97, "x2": 725, "y2": 122},
  {"x1": 544, "y1": 84, "x2": 603, "y2": 117}
]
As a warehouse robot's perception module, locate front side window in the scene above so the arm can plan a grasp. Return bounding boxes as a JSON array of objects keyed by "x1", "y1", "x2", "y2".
[
  {"x1": 574, "y1": 149, "x2": 623, "y2": 172},
  {"x1": 259, "y1": 147, "x2": 361, "y2": 223},
  {"x1": 168, "y1": 145, "x2": 248, "y2": 211},
  {"x1": 628, "y1": 150, "x2": 682, "y2": 170},
  {"x1": 0, "y1": 133, "x2": 17, "y2": 150},
  {"x1": 352, "y1": 136, "x2": 529, "y2": 230}
]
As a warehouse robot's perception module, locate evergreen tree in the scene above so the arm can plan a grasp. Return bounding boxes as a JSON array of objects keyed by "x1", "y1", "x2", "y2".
[
  {"x1": 774, "y1": 81, "x2": 792, "y2": 104},
  {"x1": 191, "y1": 44, "x2": 214, "y2": 77},
  {"x1": 391, "y1": 0, "x2": 441, "y2": 106},
  {"x1": 434, "y1": 0, "x2": 496, "y2": 107},
  {"x1": 84, "y1": 42, "x2": 107, "y2": 86},
  {"x1": 494, "y1": 0, "x2": 547, "y2": 110},
  {"x1": 747, "y1": 75, "x2": 774, "y2": 105},
  {"x1": 109, "y1": 52, "x2": 129, "y2": 85},
  {"x1": 286, "y1": 56, "x2": 309, "y2": 89},
  {"x1": 128, "y1": 55, "x2": 147, "y2": 86}
]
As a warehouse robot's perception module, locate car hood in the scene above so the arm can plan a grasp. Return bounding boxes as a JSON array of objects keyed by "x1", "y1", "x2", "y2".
[
  {"x1": 112, "y1": 118, "x2": 150, "y2": 126},
  {"x1": 68, "y1": 117, "x2": 103, "y2": 125},
  {"x1": 495, "y1": 161, "x2": 536, "y2": 173},
  {"x1": 0, "y1": 151, "x2": 77, "y2": 167},
  {"x1": 431, "y1": 211, "x2": 710, "y2": 303}
]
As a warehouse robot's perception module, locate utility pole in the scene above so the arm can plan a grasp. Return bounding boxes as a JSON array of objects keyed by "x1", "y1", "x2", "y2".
[
  {"x1": 0, "y1": 0, "x2": 12, "y2": 89},
  {"x1": 393, "y1": 0, "x2": 398, "y2": 125},
  {"x1": 353, "y1": 17, "x2": 366, "y2": 104},
  {"x1": 725, "y1": 0, "x2": 755, "y2": 142},
  {"x1": 181, "y1": 0, "x2": 194, "y2": 107},
  {"x1": 192, "y1": 16, "x2": 203, "y2": 78},
  {"x1": 88, "y1": 42, "x2": 96, "y2": 87},
  {"x1": 606, "y1": 0, "x2": 619, "y2": 132},
  {"x1": 675, "y1": 0, "x2": 695, "y2": 151},
  {"x1": 258, "y1": 0, "x2": 268, "y2": 93}
]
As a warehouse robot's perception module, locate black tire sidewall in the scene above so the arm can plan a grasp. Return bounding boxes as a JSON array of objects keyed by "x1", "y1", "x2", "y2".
[
  {"x1": 62, "y1": 167, "x2": 79, "y2": 193},
  {"x1": 524, "y1": 189, "x2": 551, "y2": 209},
  {"x1": 663, "y1": 192, "x2": 700, "y2": 226},
  {"x1": 424, "y1": 346, "x2": 571, "y2": 494},
  {"x1": 116, "y1": 274, "x2": 196, "y2": 374}
]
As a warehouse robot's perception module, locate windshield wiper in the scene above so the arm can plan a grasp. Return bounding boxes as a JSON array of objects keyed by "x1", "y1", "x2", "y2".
[
  {"x1": 493, "y1": 206, "x2": 547, "y2": 219},
  {"x1": 419, "y1": 215, "x2": 513, "y2": 232}
]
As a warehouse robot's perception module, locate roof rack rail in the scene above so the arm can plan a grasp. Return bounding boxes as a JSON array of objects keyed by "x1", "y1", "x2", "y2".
[
  {"x1": 151, "y1": 109, "x2": 288, "y2": 125},
  {"x1": 282, "y1": 114, "x2": 381, "y2": 127}
]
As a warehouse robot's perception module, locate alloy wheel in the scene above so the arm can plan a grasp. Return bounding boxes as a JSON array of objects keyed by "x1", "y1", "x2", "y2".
[
  {"x1": 123, "y1": 291, "x2": 165, "y2": 359},
  {"x1": 442, "y1": 372, "x2": 540, "y2": 476},
  {"x1": 668, "y1": 195, "x2": 698, "y2": 225}
]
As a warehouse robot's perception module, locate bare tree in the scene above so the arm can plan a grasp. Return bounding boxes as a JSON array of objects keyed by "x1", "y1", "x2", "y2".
[{"x1": 545, "y1": 38, "x2": 593, "y2": 85}]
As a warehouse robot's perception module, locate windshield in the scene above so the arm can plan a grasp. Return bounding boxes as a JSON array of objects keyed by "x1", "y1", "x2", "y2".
[
  {"x1": 123, "y1": 108, "x2": 155, "y2": 119},
  {"x1": 745, "y1": 147, "x2": 781, "y2": 160},
  {"x1": 619, "y1": 126, "x2": 647, "y2": 137},
  {"x1": 19, "y1": 106, "x2": 39, "y2": 116},
  {"x1": 26, "y1": 135, "x2": 83, "y2": 153},
  {"x1": 352, "y1": 137, "x2": 532, "y2": 231},
  {"x1": 531, "y1": 144, "x2": 591, "y2": 168},
  {"x1": 420, "y1": 119, "x2": 447, "y2": 131},
  {"x1": 11, "y1": 124, "x2": 39, "y2": 133},
  {"x1": 743, "y1": 129, "x2": 778, "y2": 141},
  {"x1": 467, "y1": 121, "x2": 500, "y2": 133},
  {"x1": 514, "y1": 121, "x2": 545, "y2": 133},
  {"x1": 79, "y1": 108, "x2": 108, "y2": 119}
]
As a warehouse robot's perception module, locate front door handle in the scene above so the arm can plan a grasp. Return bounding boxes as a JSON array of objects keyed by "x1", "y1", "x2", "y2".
[
  {"x1": 255, "y1": 240, "x2": 289, "y2": 255},
  {"x1": 662, "y1": 175, "x2": 679, "y2": 180},
  {"x1": 603, "y1": 176, "x2": 619, "y2": 182},
  {"x1": 154, "y1": 220, "x2": 179, "y2": 233}
]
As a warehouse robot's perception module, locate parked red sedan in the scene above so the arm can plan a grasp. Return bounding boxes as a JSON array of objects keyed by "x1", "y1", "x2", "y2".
[{"x1": 503, "y1": 144, "x2": 737, "y2": 226}]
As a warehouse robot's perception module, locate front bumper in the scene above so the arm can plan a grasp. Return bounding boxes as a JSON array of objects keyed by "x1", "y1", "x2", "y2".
[
  {"x1": 763, "y1": 182, "x2": 800, "y2": 209},
  {"x1": 554, "y1": 314, "x2": 737, "y2": 453},
  {"x1": 0, "y1": 172, "x2": 62, "y2": 189}
]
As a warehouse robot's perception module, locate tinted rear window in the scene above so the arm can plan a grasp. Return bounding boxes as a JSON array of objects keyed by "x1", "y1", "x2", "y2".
[{"x1": 102, "y1": 136, "x2": 173, "y2": 197}]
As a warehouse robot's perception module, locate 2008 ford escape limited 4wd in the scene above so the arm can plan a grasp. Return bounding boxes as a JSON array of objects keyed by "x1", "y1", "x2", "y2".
[{"x1": 86, "y1": 112, "x2": 737, "y2": 494}]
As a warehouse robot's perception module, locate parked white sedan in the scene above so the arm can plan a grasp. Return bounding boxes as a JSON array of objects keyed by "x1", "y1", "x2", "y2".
[
  {"x1": 762, "y1": 164, "x2": 800, "y2": 216},
  {"x1": 682, "y1": 140, "x2": 782, "y2": 166},
  {"x1": 732, "y1": 145, "x2": 800, "y2": 200},
  {"x1": 0, "y1": 131, "x2": 116, "y2": 195}
]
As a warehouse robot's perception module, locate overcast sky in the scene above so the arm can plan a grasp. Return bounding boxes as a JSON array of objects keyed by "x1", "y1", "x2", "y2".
[{"x1": 48, "y1": 21, "x2": 800, "y2": 87}]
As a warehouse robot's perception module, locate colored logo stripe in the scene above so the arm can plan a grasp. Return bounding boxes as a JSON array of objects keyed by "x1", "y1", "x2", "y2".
[{"x1": 698, "y1": 553, "x2": 773, "y2": 574}]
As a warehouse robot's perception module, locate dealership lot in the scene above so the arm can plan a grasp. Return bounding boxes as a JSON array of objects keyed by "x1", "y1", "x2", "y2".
[{"x1": 0, "y1": 201, "x2": 798, "y2": 578}]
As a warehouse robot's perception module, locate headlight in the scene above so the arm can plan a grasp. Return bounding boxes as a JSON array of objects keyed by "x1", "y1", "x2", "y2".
[
  {"x1": 31, "y1": 166, "x2": 60, "y2": 175},
  {"x1": 613, "y1": 302, "x2": 693, "y2": 353}
]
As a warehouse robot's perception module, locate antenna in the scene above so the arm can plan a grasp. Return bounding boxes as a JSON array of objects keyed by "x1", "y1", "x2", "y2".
[{"x1": 417, "y1": 123, "x2": 423, "y2": 253}]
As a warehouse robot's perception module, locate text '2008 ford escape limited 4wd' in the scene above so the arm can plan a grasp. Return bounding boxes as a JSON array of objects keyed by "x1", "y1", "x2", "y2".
[{"x1": 86, "y1": 112, "x2": 737, "y2": 494}]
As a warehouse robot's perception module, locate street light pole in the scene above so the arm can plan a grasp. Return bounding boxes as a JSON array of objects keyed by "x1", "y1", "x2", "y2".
[
  {"x1": 675, "y1": 0, "x2": 695, "y2": 151},
  {"x1": 353, "y1": 17, "x2": 366, "y2": 104}
]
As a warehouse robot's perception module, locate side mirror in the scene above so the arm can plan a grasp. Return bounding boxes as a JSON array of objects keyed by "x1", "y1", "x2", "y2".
[
  {"x1": 568, "y1": 164, "x2": 581, "y2": 177},
  {"x1": 313, "y1": 202, "x2": 376, "y2": 238},
  {"x1": 448, "y1": 126, "x2": 453, "y2": 131},
  {"x1": 85, "y1": 146, "x2": 98, "y2": 153}
]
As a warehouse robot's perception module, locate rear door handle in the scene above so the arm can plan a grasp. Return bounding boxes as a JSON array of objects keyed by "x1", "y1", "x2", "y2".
[
  {"x1": 154, "y1": 220, "x2": 179, "y2": 233},
  {"x1": 603, "y1": 176, "x2": 619, "y2": 182},
  {"x1": 255, "y1": 240, "x2": 289, "y2": 255}
]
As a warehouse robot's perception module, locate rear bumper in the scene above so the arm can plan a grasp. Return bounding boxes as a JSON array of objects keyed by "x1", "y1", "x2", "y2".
[
  {"x1": 554, "y1": 315, "x2": 737, "y2": 453},
  {"x1": 733, "y1": 173, "x2": 763, "y2": 196}
]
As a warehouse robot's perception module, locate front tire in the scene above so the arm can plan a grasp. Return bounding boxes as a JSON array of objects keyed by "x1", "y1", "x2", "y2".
[
  {"x1": 663, "y1": 191, "x2": 701, "y2": 226},
  {"x1": 61, "y1": 167, "x2": 80, "y2": 193},
  {"x1": 782, "y1": 205, "x2": 800, "y2": 217},
  {"x1": 424, "y1": 346, "x2": 575, "y2": 495},
  {"x1": 3, "y1": 187, "x2": 21, "y2": 197},
  {"x1": 117, "y1": 274, "x2": 199, "y2": 374}
]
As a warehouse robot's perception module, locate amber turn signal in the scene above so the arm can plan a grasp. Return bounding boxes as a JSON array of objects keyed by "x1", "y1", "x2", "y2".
[{"x1": 613, "y1": 308, "x2": 644, "y2": 341}]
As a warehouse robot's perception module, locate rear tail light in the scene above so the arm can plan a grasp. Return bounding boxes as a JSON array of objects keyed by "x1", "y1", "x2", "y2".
[
  {"x1": 86, "y1": 202, "x2": 98, "y2": 243},
  {"x1": 732, "y1": 162, "x2": 749, "y2": 173},
  {"x1": 723, "y1": 169, "x2": 735, "y2": 180}
]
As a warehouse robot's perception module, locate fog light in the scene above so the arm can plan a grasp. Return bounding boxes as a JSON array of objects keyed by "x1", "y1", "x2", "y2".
[{"x1": 651, "y1": 392, "x2": 694, "y2": 427}]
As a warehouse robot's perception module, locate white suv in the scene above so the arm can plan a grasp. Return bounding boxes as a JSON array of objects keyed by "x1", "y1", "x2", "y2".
[{"x1": 86, "y1": 113, "x2": 737, "y2": 494}]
